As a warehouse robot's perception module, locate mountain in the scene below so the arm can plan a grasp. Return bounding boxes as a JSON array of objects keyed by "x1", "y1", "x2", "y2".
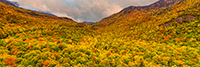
[
  {"x1": 0, "y1": 0, "x2": 200, "y2": 67},
  {"x1": 0, "y1": 0, "x2": 57, "y2": 16},
  {"x1": 35, "y1": 11, "x2": 57, "y2": 16},
  {"x1": 0, "y1": 0, "x2": 17, "y2": 7},
  {"x1": 0, "y1": 1, "x2": 77, "y2": 36},
  {"x1": 130, "y1": 0, "x2": 182, "y2": 9},
  {"x1": 92, "y1": 0, "x2": 200, "y2": 42},
  {"x1": 93, "y1": 0, "x2": 183, "y2": 27},
  {"x1": 0, "y1": 0, "x2": 74, "y2": 23}
]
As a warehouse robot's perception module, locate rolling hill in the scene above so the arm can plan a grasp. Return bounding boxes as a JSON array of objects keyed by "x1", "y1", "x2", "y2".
[{"x1": 0, "y1": 0, "x2": 200, "y2": 67}]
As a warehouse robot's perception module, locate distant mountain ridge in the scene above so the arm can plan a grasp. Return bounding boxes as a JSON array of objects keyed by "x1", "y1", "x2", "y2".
[
  {"x1": 120, "y1": 0, "x2": 182, "y2": 15},
  {"x1": 118, "y1": 0, "x2": 182, "y2": 16},
  {"x1": 119, "y1": 0, "x2": 182, "y2": 16},
  {"x1": 125, "y1": 0, "x2": 181, "y2": 10},
  {"x1": 93, "y1": 0, "x2": 183, "y2": 27}
]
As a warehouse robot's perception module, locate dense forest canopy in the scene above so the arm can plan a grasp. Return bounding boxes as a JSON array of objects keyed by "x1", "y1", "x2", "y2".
[{"x1": 0, "y1": 0, "x2": 200, "y2": 67}]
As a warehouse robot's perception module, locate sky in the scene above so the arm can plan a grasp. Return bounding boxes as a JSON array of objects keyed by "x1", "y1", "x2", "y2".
[{"x1": 7, "y1": 0, "x2": 158, "y2": 22}]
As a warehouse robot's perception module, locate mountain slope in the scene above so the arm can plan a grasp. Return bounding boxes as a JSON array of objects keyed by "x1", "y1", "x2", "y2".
[
  {"x1": 0, "y1": 1, "x2": 97, "y2": 67},
  {"x1": 89, "y1": 0, "x2": 200, "y2": 66},
  {"x1": 92, "y1": 0, "x2": 200, "y2": 44},
  {"x1": 0, "y1": 0, "x2": 57, "y2": 16},
  {"x1": 0, "y1": 1, "x2": 86, "y2": 39},
  {"x1": 93, "y1": 0, "x2": 182, "y2": 27},
  {"x1": 0, "y1": 0, "x2": 17, "y2": 7}
]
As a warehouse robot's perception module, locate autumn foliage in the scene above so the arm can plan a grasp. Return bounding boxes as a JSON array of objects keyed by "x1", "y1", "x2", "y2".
[
  {"x1": 3, "y1": 57, "x2": 17, "y2": 67},
  {"x1": 0, "y1": 0, "x2": 200, "y2": 67}
]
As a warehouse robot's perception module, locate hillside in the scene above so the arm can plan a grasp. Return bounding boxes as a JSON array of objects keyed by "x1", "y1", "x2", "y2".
[
  {"x1": 92, "y1": 0, "x2": 200, "y2": 43},
  {"x1": 0, "y1": 0, "x2": 17, "y2": 7},
  {"x1": 0, "y1": 0, "x2": 57, "y2": 16},
  {"x1": 0, "y1": 0, "x2": 200, "y2": 67},
  {"x1": 93, "y1": 0, "x2": 182, "y2": 26}
]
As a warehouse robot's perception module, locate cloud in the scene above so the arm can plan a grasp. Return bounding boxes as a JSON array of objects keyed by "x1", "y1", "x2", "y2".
[{"x1": 7, "y1": 0, "x2": 158, "y2": 22}]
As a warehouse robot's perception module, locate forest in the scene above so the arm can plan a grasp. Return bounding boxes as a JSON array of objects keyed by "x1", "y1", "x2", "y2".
[{"x1": 0, "y1": 0, "x2": 200, "y2": 67}]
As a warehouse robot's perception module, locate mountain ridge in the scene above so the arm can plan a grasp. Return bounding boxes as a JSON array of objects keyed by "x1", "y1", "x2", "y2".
[
  {"x1": 0, "y1": 0, "x2": 17, "y2": 7},
  {"x1": 93, "y1": 0, "x2": 183, "y2": 27},
  {"x1": 0, "y1": 0, "x2": 58, "y2": 17}
]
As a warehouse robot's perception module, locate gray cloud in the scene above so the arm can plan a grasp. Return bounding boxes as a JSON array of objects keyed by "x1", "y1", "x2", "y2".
[{"x1": 7, "y1": 0, "x2": 158, "y2": 22}]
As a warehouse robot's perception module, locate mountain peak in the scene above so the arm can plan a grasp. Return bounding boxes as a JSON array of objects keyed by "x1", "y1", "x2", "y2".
[
  {"x1": 120, "y1": 0, "x2": 182, "y2": 13},
  {"x1": 0, "y1": 0, "x2": 57, "y2": 16}
]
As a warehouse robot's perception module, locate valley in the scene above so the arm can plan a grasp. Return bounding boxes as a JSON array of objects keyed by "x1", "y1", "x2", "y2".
[{"x1": 0, "y1": 0, "x2": 200, "y2": 67}]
